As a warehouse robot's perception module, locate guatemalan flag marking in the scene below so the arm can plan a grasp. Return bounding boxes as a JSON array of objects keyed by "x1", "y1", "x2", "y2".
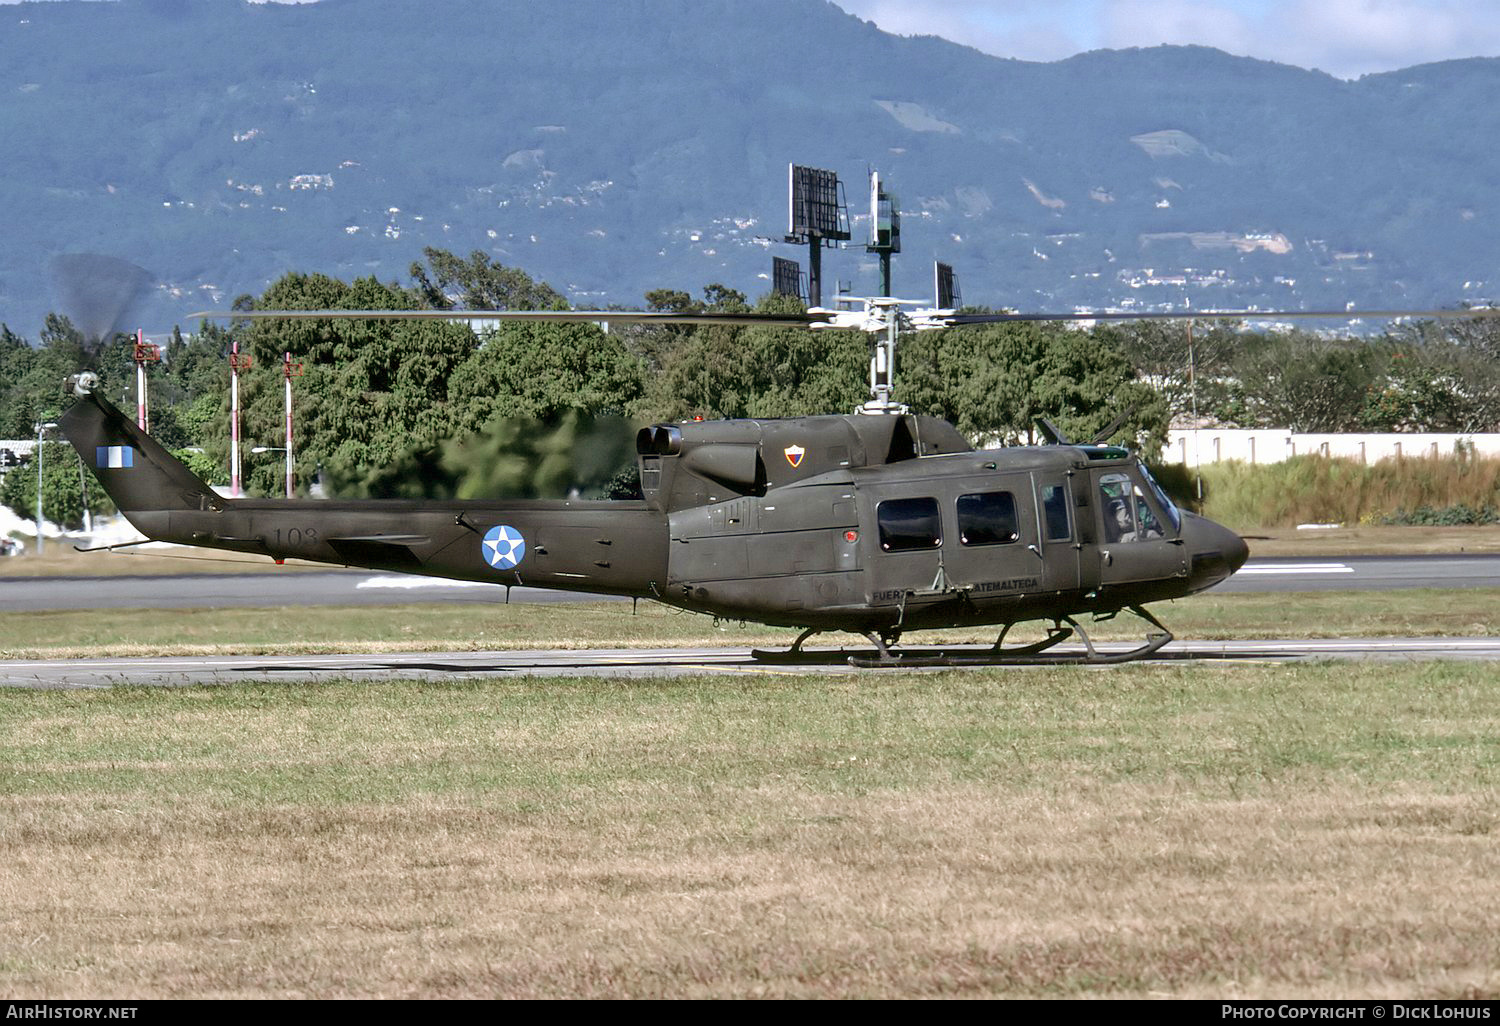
[
  {"x1": 481, "y1": 524, "x2": 527, "y2": 571},
  {"x1": 96, "y1": 446, "x2": 135, "y2": 469}
]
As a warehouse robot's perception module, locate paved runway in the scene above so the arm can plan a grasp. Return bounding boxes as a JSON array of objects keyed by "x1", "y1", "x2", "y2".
[
  {"x1": 5, "y1": 637, "x2": 1500, "y2": 689},
  {"x1": 1220, "y1": 554, "x2": 1500, "y2": 592},
  {"x1": 0, "y1": 570, "x2": 617, "y2": 611},
  {"x1": 4, "y1": 552, "x2": 1496, "y2": 687},
  {"x1": 4, "y1": 554, "x2": 1498, "y2": 612}
]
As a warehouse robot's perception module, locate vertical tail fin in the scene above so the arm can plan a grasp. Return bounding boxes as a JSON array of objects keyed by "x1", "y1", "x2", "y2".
[{"x1": 58, "y1": 373, "x2": 226, "y2": 516}]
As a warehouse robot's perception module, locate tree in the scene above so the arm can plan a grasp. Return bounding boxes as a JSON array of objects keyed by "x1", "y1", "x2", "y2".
[
  {"x1": 1374, "y1": 320, "x2": 1500, "y2": 432},
  {"x1": 446, "y1": 319, "x2": 646, "y2": 432},
  {"x1": 4, "y1": 317, "x2": 91, "y2": 439},
  {"x1": 1229, "y1": 331, "x2": 1382, "y2": 432},
  {"x1": 701, "y1": 283, "x2": 748, "y2": 312},
  {"x1": 640, "y1": 322, "x2": 868, "y2": 422},
  {"x1": 442, "y1": 410, "x2": 639, "y2": 500},
  {"x1": 900, "y1": 323, "x2": 1168, "y2": 454},
  {"x1": 628, "y1": 284, "x2": 752, "y2": 378},
  {"x1": 635, "y1": 288, "x2": 867, "y2": 421},
  {"x1": 0, "y1": 325, "x2": 36, "y2": 438},
  {"x1": 236, "y1": 272, "x2": 480, "y2": 496},
  {"x1": 1099, "y1": 319, "x2": 1243, "y2": 425},
  {"x1": 644, "y1": 288, "x2": 696, "y2": 313},
  {"x1": 409, "y1": 247, "x2": 567, "y2": 311}
]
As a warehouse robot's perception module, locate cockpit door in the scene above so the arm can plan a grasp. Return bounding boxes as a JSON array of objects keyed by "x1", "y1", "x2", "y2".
[{"x1": 1091, "y1": 468, "x2": 1186, "y2": 591}]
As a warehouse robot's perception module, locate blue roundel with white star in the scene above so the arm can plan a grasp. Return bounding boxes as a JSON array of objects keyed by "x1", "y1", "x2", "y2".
[{"x1": 481, "y1": 524, "x2": 527, "y2": 570}]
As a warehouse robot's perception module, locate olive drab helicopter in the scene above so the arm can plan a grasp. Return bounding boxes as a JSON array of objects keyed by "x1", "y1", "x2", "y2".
[
  {"x1": 53, "y1": 168, "x2": 1499, "y2": 666},
  {"x1": 57, "y1": 282, "x2": 1259, "y2": 667}
]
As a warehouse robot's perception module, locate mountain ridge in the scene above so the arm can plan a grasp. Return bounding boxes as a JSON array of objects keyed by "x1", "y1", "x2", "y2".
[{"x1": 1, "y1": 0, "x2": 1497, "y2": 338}]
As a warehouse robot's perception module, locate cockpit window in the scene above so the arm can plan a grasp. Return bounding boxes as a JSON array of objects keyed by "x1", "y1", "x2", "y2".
[
  {"x1": 1138, "y1": 464, "x2": 1182, "y2": 530},
  {"x1": 1099, "y1": 473, "x2": 1167, "y2": 544}
]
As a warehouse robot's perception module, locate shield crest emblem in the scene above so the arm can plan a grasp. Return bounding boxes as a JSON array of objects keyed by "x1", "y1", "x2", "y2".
[{"x1": 784, "y1": 445, "x2": 806, "y2": 469}]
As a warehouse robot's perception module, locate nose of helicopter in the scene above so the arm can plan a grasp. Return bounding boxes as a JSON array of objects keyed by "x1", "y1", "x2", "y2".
[{"x1": 1181, "y1": 512, "x2": 1250, "y2": 592}]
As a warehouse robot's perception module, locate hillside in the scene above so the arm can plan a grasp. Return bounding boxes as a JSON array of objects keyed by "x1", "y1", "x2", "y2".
[{"x1": 2, "y1": 0, "x2": 1498, "y2": 338}]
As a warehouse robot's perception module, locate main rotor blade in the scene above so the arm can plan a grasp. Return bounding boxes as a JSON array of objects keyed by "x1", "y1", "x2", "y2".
[
  {"x1": 187, "y1": 308, "x2": 833, "y2": 328},
  {"x1": 185, "y1": 304, "x2": 1500, "y2": 331},
  {"x1": 945, "y1": 307, "x2": 1500, "y2": 324},
  {"x1": 49, "y1": 253, "x2": 154, "y2": 346}
]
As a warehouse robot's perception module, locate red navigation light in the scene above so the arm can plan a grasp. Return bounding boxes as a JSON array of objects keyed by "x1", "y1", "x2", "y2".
[{"x1": 844, "y1": 530, "x2": 858, "y2": 543}]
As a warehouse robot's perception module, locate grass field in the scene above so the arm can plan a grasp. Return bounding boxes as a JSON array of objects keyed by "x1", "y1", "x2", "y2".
[
  {"x1": 2, "y1": 662, "x2": 1498, "y2": 999},
  {"x1": 3, "y1": 534, "x2": 1498, "y2": 998},
  {"x1": 0, "y1": 588, "x2": 1497, "y2": 660}
]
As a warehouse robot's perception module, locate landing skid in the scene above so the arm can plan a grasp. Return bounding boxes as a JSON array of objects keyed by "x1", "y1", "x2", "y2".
[{"x1": 750, "y1": 606, "x2": 1174, "y2": 668}]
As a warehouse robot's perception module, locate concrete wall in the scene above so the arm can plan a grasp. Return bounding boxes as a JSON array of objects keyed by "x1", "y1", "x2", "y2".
[{"x1": 1164, "y1": 430, "x2": 1500, "y2": 466}]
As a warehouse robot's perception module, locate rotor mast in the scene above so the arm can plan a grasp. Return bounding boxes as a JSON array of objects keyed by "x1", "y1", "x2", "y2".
[{"x1": 826, "y1": 298, "x2": 907, "y2": 415}]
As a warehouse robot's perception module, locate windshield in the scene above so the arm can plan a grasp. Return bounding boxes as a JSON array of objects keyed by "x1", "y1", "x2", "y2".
[{"x1": 1137, "y1": 464, "x2": 1182, "y2": 531}]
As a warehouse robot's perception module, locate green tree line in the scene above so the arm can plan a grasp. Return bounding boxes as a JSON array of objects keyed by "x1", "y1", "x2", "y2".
[{"x1": 4, "y1": 247, "x2": 1500, "y2": 528}]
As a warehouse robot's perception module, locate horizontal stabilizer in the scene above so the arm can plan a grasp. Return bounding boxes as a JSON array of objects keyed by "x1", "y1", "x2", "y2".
[{"x1": 326, "y1": 535, "x2": 426, "y2": 570}]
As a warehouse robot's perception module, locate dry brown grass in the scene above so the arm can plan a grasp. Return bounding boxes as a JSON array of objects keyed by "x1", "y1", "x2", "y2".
[
  {"x1": 1201, "y1": 454, "x2": 1500, "y2": 533},
  {"x1": 1245, "y1": 524, "x2": 1500, "y2": 556},
  {"x1": 5, "y1": 786, "x2": 1498, "y2": 998},
  {"x1": 3, "y1": 665, "x2": 1499, "y2": 999}
]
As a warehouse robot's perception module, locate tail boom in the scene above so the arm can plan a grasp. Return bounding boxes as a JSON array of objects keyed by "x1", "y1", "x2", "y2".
[{"x1": 59, "y1": 378, "x2": 669, "y2": 597}]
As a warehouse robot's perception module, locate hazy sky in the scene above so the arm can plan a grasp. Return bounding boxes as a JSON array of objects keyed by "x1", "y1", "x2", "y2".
[
  {"x1": 834, "y1": 0, "x2": 1500, "y2": 79},
  {"x1": 3, "y1": 1, "x2": 1495, "y2": 81}
]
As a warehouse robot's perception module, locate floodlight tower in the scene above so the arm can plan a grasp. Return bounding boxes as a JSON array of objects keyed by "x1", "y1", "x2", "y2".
[
  {"x1": 783, "y1": 164, "x2": 849, "y2": 307},
  {"x1": 866, "y1": 171, "x2": 900, "y2": 298}
]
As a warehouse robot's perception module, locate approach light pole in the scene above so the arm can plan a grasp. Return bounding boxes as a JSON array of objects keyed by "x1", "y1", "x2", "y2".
[
  {"x1": 229, "y1": 341, "x2": 253, "y2": 497},
  {"x1": 251, "y1": 447, "x2": 291, "y2": 500},
  {"x1": 133, "y1": 330, "x2": 161, "y2": 432},
  {"x1": 33, "y1": 420, "x2": 58, "y2": 556},
  {"x1": 283, "y1": 351, "x2": 303, "y2": 499}
]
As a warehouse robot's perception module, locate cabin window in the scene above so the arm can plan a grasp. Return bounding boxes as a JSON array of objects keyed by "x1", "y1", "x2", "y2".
[
  {"x1": 877, "y1": 497, "x2": 942, "y2": 552},
  {"x1": 1041, "y1": 484, "x2": 1071, "y2": 541},
  {"x1": 956, "y1": 491, "x2": 1019, "y2": 546}
]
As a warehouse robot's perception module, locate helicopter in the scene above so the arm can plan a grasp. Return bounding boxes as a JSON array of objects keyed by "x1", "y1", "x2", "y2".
[
  {"x1": 55, "y1": 279, "x2": 1266, "y2": 668},
  {"x1": 54, "y1": 157, "x2": 1498, "y2": 666}
]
